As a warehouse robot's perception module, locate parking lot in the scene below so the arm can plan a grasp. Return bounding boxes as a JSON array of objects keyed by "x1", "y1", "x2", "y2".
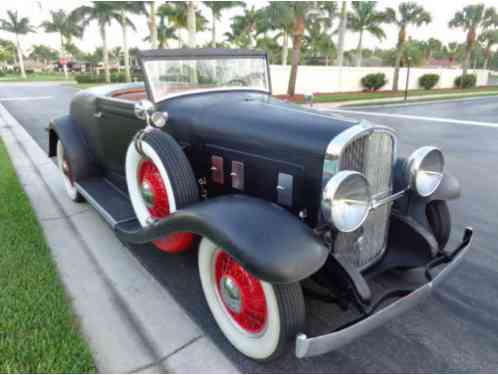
[{"x1": 1, "y1": 83, "x2": 498, "y2": 372}]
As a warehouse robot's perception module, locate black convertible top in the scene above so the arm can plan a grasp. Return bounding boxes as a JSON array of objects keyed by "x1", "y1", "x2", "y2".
[{"x1": 139, "y1": 47, "x2": 267, "y2": 60}]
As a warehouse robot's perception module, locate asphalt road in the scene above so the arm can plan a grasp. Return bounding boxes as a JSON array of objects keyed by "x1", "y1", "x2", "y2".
[{"x1": 1, "y1": 83, "x2": 498, "y2": 373}]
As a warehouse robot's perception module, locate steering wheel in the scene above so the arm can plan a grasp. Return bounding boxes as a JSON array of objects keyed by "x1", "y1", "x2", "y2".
[{"x1": 226, "y1": 79, "x2": 247, "y2": 87}]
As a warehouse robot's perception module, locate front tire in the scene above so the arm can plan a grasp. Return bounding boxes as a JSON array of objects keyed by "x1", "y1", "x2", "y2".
[
  {"x1": 198, "y1": 238, "x2": 305, "y2": 361},
  {"x1": 126, "y1": 130, "x2": 199, "y2": 253},
  {"x1": 426, "y1": 200, "x2": 451, "y2": 249}
]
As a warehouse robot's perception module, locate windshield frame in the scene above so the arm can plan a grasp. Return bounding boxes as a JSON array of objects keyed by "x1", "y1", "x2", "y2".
[{"x1": 139, "y1": 48, "x2": 272, "y2": 103}]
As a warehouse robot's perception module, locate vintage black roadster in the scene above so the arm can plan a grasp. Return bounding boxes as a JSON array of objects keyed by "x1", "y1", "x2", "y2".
[{"x1": 48, "y1": 48, "x2": 472, "y2": 361}]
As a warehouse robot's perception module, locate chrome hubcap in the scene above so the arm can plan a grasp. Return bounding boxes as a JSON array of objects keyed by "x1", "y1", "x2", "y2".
[
  {"x1": 219, "y1": 276, "x2": 242, "y2": 313},
  {"x1": 141, "y1": 180, "x2": 155, "y2": 208}
]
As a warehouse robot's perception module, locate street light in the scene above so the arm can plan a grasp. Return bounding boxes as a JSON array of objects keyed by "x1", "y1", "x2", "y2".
[{"x1": 404, "y1": 57, "x2": 412, "y2": 101}]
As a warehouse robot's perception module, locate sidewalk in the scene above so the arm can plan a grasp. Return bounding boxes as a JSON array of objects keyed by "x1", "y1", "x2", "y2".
[
  {"x1": 311, "y1": 90, "x2": 498, "y2": 109},
  {"x1": 0, "y1": 103, "x2": 237, "y2": 373}
]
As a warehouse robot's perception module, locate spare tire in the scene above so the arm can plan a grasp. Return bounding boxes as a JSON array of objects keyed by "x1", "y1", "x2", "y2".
[{"x1": 126, "y1": 129, "x2": 199, "y2": 253}]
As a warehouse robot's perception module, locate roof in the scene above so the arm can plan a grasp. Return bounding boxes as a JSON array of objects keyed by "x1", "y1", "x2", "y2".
[{"x1": 139, "y1": 48, "x2": 267, "y2": 60}]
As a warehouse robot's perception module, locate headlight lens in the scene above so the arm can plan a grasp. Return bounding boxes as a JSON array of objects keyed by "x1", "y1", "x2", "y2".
[
  {"x1": 407, "y1": 146, "x2": 444, "y2": 197},
  {"x1": 321, "y1": 171, "x2": 371, "y2": 233}
]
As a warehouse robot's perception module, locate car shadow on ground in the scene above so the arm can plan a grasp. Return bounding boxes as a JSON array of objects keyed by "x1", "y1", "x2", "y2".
[{"x1": 126, "y1": 242, "x2": 459, "y2": 373}]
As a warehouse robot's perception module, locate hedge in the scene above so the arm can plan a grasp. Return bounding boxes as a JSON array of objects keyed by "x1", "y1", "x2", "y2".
[
  {"x1": 419, "y1": 74, "x2": 440, "y2": 90},
  {"x1": 361, "y1": 73, "x2": 387, "y2": 92},
  {"x1": 454, "y1": 74, "x2": 477, "y2": 89}
]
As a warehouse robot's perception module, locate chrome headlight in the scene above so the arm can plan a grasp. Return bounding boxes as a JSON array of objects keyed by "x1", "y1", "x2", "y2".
[
  {"x1": 407, "y1": 146, "x2": 444, "y2": 197},
  {"x1": 321, "y1": 171, "x2": 371, "y2": 233}
]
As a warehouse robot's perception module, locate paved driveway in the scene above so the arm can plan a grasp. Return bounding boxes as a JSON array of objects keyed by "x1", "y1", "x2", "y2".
[{"x1": 1, "y1": 83, "x2": 497, "y2": 372}]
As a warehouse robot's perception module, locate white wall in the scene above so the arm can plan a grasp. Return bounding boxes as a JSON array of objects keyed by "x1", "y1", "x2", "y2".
[{"x1": 270, "y1": 65, "x2": 490, "y2": 95}]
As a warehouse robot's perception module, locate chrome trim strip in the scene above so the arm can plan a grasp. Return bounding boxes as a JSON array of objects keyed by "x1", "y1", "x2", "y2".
[
  {"x1": 295, "y1": 228, "x2": 473, "y2": 358},
  {"x1": 153, "y1": 87, "x2": 270, "y2": 103}
]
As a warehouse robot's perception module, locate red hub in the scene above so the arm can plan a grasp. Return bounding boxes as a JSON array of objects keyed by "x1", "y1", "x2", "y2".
[
  {"x1": 214, "y1": 251, "x2": 268, "y2": 334},
  {"x1": 138, "y1": 160, "x2": 193, "y2": 253}
]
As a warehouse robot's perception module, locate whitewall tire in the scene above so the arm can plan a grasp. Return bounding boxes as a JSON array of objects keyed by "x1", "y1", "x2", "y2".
[
  {"x1": 198, "y1": 237, "x2": 306, "y2": 361},
  {"x1": 56, "y1": 140, "x2": 83, "y2": 202},
  {"x1": 125, "y1": 130, "x2": 199, "y2": 252}
]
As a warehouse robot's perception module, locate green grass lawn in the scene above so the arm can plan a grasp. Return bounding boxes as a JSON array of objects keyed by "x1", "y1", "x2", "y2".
[
  {"x1": 0, "y1": 73, "x2": 73, "y2": 82},
  {"x1": 0, "y1": 141, "x2": 96, "y2": 373},
  {"x1": 310, "y1": 86, "x2": 498, "y2": 103}
]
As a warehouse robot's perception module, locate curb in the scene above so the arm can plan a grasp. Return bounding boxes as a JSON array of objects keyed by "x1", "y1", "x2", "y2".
[{"x1": 0, "y1": 103, "x2": 238, "y2": 373}]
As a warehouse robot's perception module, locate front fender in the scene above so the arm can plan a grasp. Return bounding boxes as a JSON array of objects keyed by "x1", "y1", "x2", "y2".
[{"x1": 116, "y1": 195, "x2": 329, "y2": 284}]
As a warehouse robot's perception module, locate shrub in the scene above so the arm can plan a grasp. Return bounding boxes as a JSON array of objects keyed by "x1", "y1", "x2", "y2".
[
  {"x1": 419, "y1": 74, "x2": 440, "y2": 90},
  {"x1": 361, "y1": 73, "x2": 387, "y2": 92},
  {"x1": 0, "y1": 71, "x2": 5, "y2": 77},
  {"x1": 110, "y1": 71, "x2": 126, "y2": 83},
  {"x1": 454, "y1": 74, "x2": 477, "y2": 89},
  {"x1": 74, "y1": 73, "x2": 105, "y2": 84}
]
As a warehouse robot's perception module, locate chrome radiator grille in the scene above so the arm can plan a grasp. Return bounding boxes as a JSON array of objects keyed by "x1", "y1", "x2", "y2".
[{"x1": 334, "y1": 131, "x2": 395, "y2": 269}]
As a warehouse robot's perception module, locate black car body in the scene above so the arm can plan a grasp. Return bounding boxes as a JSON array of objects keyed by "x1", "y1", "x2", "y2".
[{"x1": 48, "y1": 48, "x2": 472, "y2": 361}]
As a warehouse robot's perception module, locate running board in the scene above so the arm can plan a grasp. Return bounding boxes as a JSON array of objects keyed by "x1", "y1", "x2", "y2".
[{"x1": 76, "y1": 178, "x2": 137, "y2": 228}]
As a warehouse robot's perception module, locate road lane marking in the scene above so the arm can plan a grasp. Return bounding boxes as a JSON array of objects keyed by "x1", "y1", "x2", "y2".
[
  {"x1": 0, "y1": 96, "x2": 53, "y2": 101},
  {"x1": 329, "y1": 109, "x2": 498, "y2": 128}
]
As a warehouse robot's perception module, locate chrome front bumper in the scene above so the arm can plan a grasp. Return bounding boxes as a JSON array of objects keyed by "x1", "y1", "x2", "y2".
[{"x1": 295, "y1": 227, "x2": 473, "y2": 358}]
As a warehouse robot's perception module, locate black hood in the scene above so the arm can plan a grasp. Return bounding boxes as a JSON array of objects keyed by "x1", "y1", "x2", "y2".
[{"x1": 163, "y1": 91, "x2": 357, "y2": 165}]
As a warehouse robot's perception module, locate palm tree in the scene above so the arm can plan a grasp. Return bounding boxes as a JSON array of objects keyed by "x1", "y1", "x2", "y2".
[
  {"x1": 41, "y1": 10, "x2": 82, "y2": 79},
  {"x1": 449, "y1": 4, "x2": 495, "y2": 79},
  {"x1": 336, "y1": 1, "x2": 348, "y2": 67},
  {"x1": 479, "y1": 29, "x2": 498, "y2": 69},
  {"x1": 348, "y1": 2, "x2": 389, "y2": 67},
  {"x1": 266, "y1": 2, "x2": 295, "y2": 65},
  {"x1": 147, "y1": 1, "x2": 158, "y2": 49},
  {"x1": 144, "y1": 13, "x2": 178, "y2": 48},
  {"x1": 304, "y1": 21, "x2": 335, "y2": 65},
  {"x1": 71, "y1": 2, "x2": 121, "y2": 83},
  {"x1": 286, "y1": 2, "x2": 320, "y2": 96},
  {"x1": 0, "y1": 10, "x2": 35, "y2": 79},
  {"x1": 227, "y1": 6, "x2": 266, "y2": 48},
  {"x1": 158, "y1": 2, "x2": 207, "y2": 47},
  {"x1": 386, "y1": 3, "x2": 431, "y2": 91},
  {"x1": 111, "y1": 2, "x2": 146, "y2": 82},
  {"x1": 204, "y1": 2, "x2": 242, "y2": 47}
]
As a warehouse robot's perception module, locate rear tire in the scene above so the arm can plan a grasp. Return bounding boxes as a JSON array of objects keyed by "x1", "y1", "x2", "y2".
[
  {"x1": 198, "y1": 237, "x2": 305, "y2": 361},
  {"x1": 426, "y1": 200, "x2": 451, "y2": 249},
  {"x1": 56, "y1": 140, "x2": 84, "y2": 202}
]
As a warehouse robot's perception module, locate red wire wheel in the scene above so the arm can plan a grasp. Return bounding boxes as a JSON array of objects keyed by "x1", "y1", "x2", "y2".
[
  {"x1": 214, "y1": 251, "x2": 268, "y2": 335},
  {"x1": 138, "y1": 159, "x2": 193, "y2": 252}
]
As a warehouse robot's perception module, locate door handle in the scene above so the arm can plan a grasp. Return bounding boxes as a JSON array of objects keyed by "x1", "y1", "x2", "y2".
[{"x1": 93, "y1": 112, "x2": 102, "y2": 118}]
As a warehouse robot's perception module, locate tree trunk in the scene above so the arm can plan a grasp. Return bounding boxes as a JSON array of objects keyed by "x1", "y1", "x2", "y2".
[
  {"x1": 15, "y1": 34, "x2": 26, "y2": 79},
  {"x1": 392, "y1": 27, "x2": 405, "y2": 91},
  {"x1": 121, "y1": 10, "x2": 131, "y2": 82},
  {"x1": 336, "y1": 1, "x2": 347, "y2": 67},
  {"x1": 60, "y1": 34, "x2": 68, "y2": 79},
  {"x1": 462, "y1": 46, "x2": 471, "y2": 78},
  {"x1": 187, "y1": 2, "x2": 196, "y2": 48},
  {"x1": 100, "y1": 24, "x2": 111, "y2": 83},
  {"x1": 281, "y1": 31, "x2": 288, "y2": 65},
  {"x1": 484, "y1": 46, "x2": 491, "y2": 70},
  {"x1": 356, "y1": 29, "x2": 363, "y2": 67},
  {"x1": 211, "y1": 9, "x2": 216, "y2": 47},
  {"x1": 287, "y1": 15, "x2": 305, "y2": 96},
  {"x1": 148, "y1": 1, "x2": 158, "y2": 49}
]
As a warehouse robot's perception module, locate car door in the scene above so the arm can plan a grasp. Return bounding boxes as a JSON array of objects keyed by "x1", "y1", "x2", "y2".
[{"x1": 96, "y1": 96, "x2": 145, "y2": 177}]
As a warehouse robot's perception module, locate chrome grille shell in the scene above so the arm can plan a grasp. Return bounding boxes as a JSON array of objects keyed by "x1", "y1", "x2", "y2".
[{"x1": 323, "y1": 122, "x2": 397, "y2": 270}]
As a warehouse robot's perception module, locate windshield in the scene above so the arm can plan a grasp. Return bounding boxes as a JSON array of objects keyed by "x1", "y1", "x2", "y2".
[{"x1": 143, "y1": 57, "x2": 269, "y2": 102}]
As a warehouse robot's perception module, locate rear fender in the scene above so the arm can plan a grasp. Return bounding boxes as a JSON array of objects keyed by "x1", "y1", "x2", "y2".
[
  {"x1": 48, "y1": 115, "x2": 100, "y2": 181},
  {"x1": 116, "y1": 195, "x2": 329, "y2": 284}
]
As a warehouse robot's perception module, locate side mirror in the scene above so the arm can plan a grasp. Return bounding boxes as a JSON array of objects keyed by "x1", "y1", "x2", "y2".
[{"x1": 134, "y1": 99, "x2": 155, "y2": 121}]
